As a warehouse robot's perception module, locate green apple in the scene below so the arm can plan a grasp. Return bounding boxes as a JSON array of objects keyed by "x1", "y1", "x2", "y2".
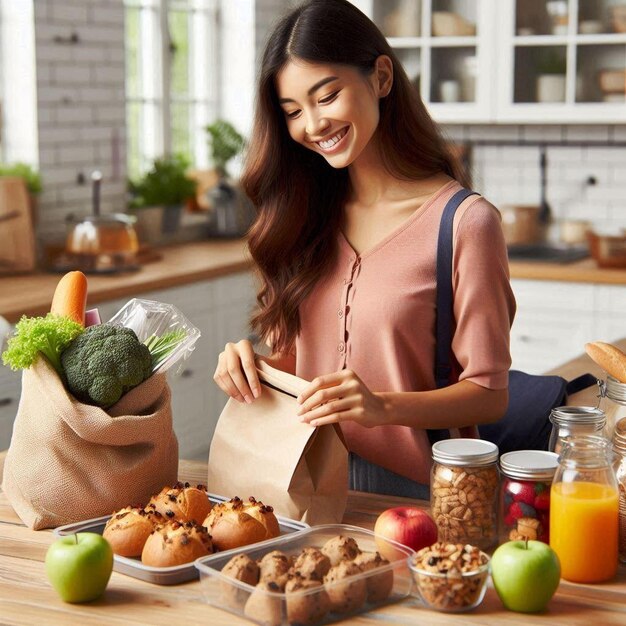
[
  {"x1": 491, "y1": 540, "x2": 561, "y2": 613},
  {"x1": 45, "y1": 533, "x2": 114, "y2": 603}
]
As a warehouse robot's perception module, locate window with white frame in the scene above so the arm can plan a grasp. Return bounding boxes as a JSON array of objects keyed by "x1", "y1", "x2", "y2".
[
  {"x1": 124, "y1": 0, "x2": 219, "y2": 180},
  {"x1": 0, "y1": 0, "x2": 37, "y2": 166}
]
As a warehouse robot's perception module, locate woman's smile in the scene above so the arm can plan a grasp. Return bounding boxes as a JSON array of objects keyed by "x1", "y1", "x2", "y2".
[{"x1": 314, "y1": 126, "x2": 350, "y2": 153}]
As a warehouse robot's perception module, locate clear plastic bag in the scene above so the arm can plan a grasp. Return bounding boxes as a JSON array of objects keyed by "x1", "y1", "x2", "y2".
[{"x1": 107, "y1": 298, "x2": 201, "y2": 375}]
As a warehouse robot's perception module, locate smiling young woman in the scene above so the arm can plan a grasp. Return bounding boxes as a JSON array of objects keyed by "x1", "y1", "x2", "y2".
[{"x1": 213, "y1": 0, "x2": 515, "y2": 498}]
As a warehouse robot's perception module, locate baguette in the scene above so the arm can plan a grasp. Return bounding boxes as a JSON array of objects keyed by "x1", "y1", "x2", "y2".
[
  {"x1": 585, "y1": 341, "x2": 626, "y2": 383},
  {"x1": 50, "y1": 271, "x2": 88, "y2": 325}
]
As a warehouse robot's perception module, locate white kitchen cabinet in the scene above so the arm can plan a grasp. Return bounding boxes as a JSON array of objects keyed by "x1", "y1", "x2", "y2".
[
  {"x1": 352, "y1": 0, "x2": 497, "y2": 122},
  {"x1": 496, "y1": 0, "x2": 626, "y2": 123},
  {"x1": 510, "y1": 279, "x2": 626, "y2": 375},
  {"x1": 352, "y1": 0, "x2": 626, "y2": 124},
  {"x1": 0, "y1": 271, "x2": 258, "y2": 459}
]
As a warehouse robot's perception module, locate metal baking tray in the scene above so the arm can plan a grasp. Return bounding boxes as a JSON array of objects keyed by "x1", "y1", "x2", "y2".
[
  {"x1": 53, "y1": 493, "x2": 309, "y2": 585},
  {"x1": 195, "y1": 523, "x2": 415, "y2": 626}
]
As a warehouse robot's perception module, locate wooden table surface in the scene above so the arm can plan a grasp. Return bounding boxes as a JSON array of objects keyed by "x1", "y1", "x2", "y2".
[{"x1": 1, "y1": 454, "x2": 625, "y2": 626}]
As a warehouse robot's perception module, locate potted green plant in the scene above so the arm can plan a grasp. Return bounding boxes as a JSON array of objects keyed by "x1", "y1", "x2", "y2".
[
  {"x1": 204, "y1": 120, "x2": 250, "y2": 237},
  {"x1": 0, "y1": 162, "x2": 42, "y2": 225},
  {"x1": 128, "y1": 154, "x2": 197, "y2": 242},
  {"x1": 536, "y1": 51, "x2": 567, "y2": 103},
  {"x1": 0, "y1": 162, "x2": 42, "y2": 195},
  {"x1": 206, "y1": 120, "x2": 246, "y2": 179}
]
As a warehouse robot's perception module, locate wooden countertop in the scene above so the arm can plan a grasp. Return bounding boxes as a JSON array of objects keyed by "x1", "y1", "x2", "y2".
[
  {"x1": 509, "y1": 258, "x2": 626, "y2": 285},
  {"x1": 0, "y1": 239, "x2": 252, "y2": 323},
  {"x1": 0, "y1": 455, "x2": 624, "y2": 626},
  {"x1": 1, "y1": 240, "x2": 625, "y2": 325}
]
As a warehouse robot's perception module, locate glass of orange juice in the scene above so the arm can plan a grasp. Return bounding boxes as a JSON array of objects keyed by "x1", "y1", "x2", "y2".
[{"x1": 550, "y1": 435, "x2": 619, "y2": 583}]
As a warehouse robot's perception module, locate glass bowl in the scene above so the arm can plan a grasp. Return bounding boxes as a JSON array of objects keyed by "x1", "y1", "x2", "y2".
[{"x1": 408, "y1": 550, "x2": 490, "y2": 612}]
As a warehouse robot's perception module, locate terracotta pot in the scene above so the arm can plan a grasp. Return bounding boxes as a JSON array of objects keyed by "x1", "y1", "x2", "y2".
[{"x1": 500, "y1": 205, "x2": 547, "y2": 245}]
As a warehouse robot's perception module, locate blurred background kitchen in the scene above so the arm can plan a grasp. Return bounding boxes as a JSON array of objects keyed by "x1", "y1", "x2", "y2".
[{"x1": 0, "y1": 0, "x2": 625, "y2": 458}]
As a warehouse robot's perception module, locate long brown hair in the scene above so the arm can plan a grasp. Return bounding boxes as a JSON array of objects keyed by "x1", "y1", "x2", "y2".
[{"x1": 242, "y1": 0, "x2": 469, "y2": 354}]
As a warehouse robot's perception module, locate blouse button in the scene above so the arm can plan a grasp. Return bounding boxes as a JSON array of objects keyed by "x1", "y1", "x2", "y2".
[
  {"x1": 338, "y1": 310, "x2": 343, "y2": 318},
  {"x1": 337, "y1": 342, "x2": 345, "y2": 353}
]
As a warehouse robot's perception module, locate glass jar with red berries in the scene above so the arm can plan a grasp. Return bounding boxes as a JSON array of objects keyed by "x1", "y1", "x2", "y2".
[{"x1": 499, "y1": 450, "x2": 559, "y2": 545}]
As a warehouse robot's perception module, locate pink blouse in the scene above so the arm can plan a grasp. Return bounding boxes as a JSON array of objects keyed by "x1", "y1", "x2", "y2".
[{"x1": 295, "y1": 180, "x2": 516, "y2": 484}]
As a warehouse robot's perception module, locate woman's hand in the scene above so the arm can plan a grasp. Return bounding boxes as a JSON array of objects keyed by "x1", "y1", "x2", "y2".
[
  {"x1": 213, "y1": 340, "x2": 261, "y2": 403},
  {"x1": 296, "y1": 369, "x2": 388, "y2": 428}
]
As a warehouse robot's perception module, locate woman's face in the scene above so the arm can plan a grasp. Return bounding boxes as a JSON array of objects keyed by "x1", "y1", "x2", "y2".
[{"x1": 275, "y1": 58, "x2": 392, "y2": 169}]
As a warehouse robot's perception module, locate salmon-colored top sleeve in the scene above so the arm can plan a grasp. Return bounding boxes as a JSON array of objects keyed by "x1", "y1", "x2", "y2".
[
  {"x1": 295, "y1": 180, "x2": 516, "y2": 484},
  {"x1": 452, "y1": 197, "x2": 516, "y2": 389}
]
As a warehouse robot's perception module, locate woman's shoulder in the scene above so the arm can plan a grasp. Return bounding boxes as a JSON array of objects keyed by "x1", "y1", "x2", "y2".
[{"x1": 453, "y1": 188, "x2": 502, "y2": 231}]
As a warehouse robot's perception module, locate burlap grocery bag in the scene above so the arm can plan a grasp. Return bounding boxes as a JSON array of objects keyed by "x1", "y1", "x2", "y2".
[
  {"x1": 1, "y1": 358, "x2": 178, "y2": 530},
  {"x1": 208, "y1": 359, "x2": 348, "y2": 525}
]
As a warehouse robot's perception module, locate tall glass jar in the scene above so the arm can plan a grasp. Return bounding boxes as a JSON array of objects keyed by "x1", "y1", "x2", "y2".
[
  {"x1": 602, "y1": 375, "x2": 626, "y2": 436},
  {"x1": 431, "y1": 439, "x2": 499, "y2": 550},
  {"x1": 548, "y1": 406, "x2": 607, "y2": 454},
  {"x1": 499, "y1": 450, "x2": 559, "y2": 544},
  {"x1": 550, "y1": 435, "x2": 619, "y2": 583},
  {"x1": 613, "y1": 417, "x2": 626, "y2": 563}
]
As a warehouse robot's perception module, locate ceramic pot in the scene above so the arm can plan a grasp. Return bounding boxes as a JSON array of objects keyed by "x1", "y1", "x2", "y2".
[{"x1": 537, "y1": 74, "x2": 566, "y2": 103}]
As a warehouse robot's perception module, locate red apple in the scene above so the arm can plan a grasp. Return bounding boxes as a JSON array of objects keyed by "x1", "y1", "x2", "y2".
[{"x1": 374, "y1": 507, "x2": 438, "y2": 561}]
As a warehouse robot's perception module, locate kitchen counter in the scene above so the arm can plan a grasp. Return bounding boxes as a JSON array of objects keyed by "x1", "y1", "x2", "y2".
[
  {"x1": 0, "y1": 239, "x2": 251, "y2": 323},
  {"x1": 1, "y1": 344, "x2": 626, "y2": 625},
  {"x1": 509, "y1": 258, "x2": 626, "y2": 285},
  {"x1": 1, "y1": 240, "x2": 625, "y2": 324}
]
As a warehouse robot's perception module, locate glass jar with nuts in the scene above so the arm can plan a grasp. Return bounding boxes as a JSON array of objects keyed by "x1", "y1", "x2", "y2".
[{"x1": 430, "y1": 439, "x2": 499, "y2": 551}]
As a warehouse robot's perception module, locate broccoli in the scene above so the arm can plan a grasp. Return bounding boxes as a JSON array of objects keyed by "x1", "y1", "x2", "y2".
[{"x1": 61, "y1": 324, "x2": 153, "y2": 408}]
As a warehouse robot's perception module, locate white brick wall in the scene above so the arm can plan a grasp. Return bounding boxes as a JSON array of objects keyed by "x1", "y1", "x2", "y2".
[
  {"x1": 33, "y1": 0, "x2": 126, "y2": 243},
  {"x1": 456, "y1": 125, "x2": 626, "y2": 234}
]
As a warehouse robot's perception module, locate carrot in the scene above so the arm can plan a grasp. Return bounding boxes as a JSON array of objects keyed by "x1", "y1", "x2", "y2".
[{"x1": 50, "y1": 271, "x2": 88, "y2": 326}]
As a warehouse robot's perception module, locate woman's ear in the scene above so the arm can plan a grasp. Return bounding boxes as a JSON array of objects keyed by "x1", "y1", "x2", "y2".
[{"x1": 375, "y1": 55, "x2": 393, "y2": 97}]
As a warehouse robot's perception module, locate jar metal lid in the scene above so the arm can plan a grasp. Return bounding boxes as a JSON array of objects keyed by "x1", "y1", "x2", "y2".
[
  {"x1": 549, "y1": 406, "x2": 606, "y2": 426},
  {"x1": 432, "y1": 439, "x2": 498, "y2": 466},
  {"x1": 606, "y1": 376, "x2": 626, "y2": 404},
  {"x1": 499, "y1": 450, "x2": 559, "y2": 480}
]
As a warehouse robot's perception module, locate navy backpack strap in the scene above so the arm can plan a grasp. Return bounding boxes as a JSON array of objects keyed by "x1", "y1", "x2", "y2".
[
  {"x1": 429, "y1": 187, "x2": 596, "y2": 450},
  {"x1": 427, "y1": 187, "x2": 477, "y2": 445},
  {"x1": 434, "y1": 188, "x2": 478, "y2": 389}
]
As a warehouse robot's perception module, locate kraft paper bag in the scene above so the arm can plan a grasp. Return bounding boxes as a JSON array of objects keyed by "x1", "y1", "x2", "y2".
[
  {"x1": 2, "y1": 358, "x2": 179, "y2": 530},
  {"x1": 208, "y1": 359, "x2": 348, "y2": 525}
]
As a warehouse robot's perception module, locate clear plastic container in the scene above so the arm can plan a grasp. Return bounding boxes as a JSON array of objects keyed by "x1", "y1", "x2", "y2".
[
  {"x1": 499, "y1": 450, "x2": 558, "y2": 544},
  {"x1": 195, "y1": 524, "x2": 414, "y2": 626},
  {"x1": 108, "y1": 298, "x2": 201, "y2": 374},
  {"x1": 548, "y1": 406, "x2": 607, "y2": 454},
  {"x1": 430, "y1": 439, "x2": 499, "y2": 550},
  {"x1": 53, "y1": 493, "x2": 309, "y2": 585}
]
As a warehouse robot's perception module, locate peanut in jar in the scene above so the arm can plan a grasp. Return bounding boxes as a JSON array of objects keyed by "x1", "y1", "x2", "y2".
[{"x1": 430, "y1": 440, "x2": 499, "y2": 550}]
